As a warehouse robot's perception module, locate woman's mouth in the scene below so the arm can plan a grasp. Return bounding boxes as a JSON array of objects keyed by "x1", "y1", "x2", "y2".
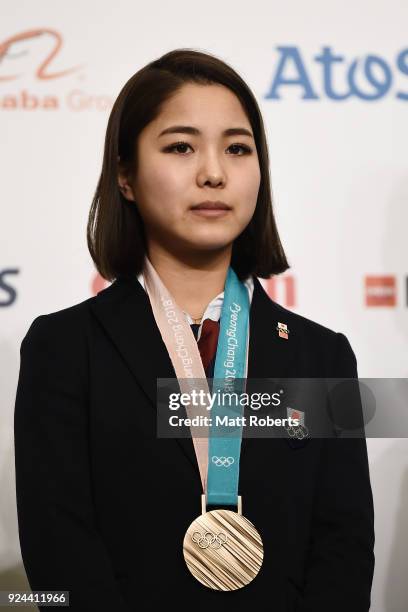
[
  {"x1": 190, "y1": 200, "x2": 232, "y2": 217},
  {"x1": 190, "y1": 208, "x2": 231, "y2": 217}
]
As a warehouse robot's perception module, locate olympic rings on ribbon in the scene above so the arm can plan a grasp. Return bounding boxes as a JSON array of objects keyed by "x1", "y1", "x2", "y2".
[{"x1": 211, "y1": 456, "x2": 235, "y2": 467}]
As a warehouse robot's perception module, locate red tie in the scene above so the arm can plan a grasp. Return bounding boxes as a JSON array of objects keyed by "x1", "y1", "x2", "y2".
[{"x1": 197, "y1": 318, "x2": 220, "y2": 373}]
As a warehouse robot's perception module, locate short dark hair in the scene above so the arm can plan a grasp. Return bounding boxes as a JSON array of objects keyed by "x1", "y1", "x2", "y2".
[{"x1": 87, "y1": 48, "x2": 290, "y2": 282}]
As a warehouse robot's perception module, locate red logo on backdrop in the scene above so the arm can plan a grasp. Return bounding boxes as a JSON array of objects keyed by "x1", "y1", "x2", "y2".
[
  {"x1": 0, "y1": 29, "x2": 82, "y2": 81},
  {"x1": 0, "y1": 29, "x2": 113, "y2": 111},
  {"x1": 365, "y1": 275, "x2": 396, "y2": 306},
  {"x1": 264, "y1": 275, "x2": 296, "y2": 308},
  {"x1": 91, "y1": 273, "x2": 110, "y2": 296}
]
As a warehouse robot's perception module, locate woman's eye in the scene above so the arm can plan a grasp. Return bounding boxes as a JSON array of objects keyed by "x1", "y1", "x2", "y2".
[
  {"x1": 164, "y1": 142, "x2": 192, "y2": 154},
  {"x1": 227, "y1": 143, "x2": 252, "y2": 155},
  {"x1": 163, "y1": 142, "x2": 252, "y2": 155}
]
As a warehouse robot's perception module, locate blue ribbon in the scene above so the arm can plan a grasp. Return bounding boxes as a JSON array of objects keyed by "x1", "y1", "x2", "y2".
[{"x1": 206, "y1": 267, "x2": 249, "y2": 507}]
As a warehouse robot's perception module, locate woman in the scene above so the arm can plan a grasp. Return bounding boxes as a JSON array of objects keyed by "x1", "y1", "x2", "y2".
[{"x1": 14, "y1": 48, "x2": 375, "y2": 611}]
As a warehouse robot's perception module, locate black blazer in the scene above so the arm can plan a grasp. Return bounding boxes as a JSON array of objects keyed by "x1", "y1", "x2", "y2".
[{"x1": 14, "y1": 275, "x2": 375, "y2": 612}]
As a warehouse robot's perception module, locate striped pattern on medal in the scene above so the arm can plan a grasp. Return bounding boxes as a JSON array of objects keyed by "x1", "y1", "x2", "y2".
[{"x1": 183, "y1": 509, "x2": 264, "y2": 591}]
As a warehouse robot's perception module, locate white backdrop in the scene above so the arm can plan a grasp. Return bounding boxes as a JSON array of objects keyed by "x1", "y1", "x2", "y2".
[{"x1": 1, "y1": 1, "x2": 407, "y2": 609}]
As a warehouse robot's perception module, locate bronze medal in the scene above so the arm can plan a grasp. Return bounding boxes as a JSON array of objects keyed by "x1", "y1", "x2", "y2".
[{"x1": 183, "y1": 496, "x2": 264, "y2": 591}]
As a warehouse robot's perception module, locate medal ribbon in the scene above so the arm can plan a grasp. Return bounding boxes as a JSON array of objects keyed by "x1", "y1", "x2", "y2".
[
  {"x1": 142, "y1": 257, "x2": 250, "y2": 507},
  {"x1": 207, "y1": 271, "x2": 249, "y2": 505}
]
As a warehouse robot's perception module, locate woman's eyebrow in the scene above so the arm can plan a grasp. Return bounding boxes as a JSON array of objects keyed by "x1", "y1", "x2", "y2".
[{"x1": 158, "y1": 125, "x2": 254, "y2": 139}]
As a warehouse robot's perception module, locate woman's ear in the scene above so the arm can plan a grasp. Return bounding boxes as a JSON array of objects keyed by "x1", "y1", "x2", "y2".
[{"x1": 117, "y1": 157, "x2": 136, "y2": 202}]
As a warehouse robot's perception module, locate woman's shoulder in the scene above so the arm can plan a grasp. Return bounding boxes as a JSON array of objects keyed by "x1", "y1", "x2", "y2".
[
  {"x1": 272, "y1": 299, "x2": 338, "y2": 340},
  {"x1": 17, "y1": 294, "x2": 105, "y2": 392},
  {"x1": 23, "y1": 298, "x2": 90, "y2": 341},
  {"x1": 20, "y1": 290, "x2": 104, "y2": 357},
  {"x1": 255, "y1": 277, "x2": 342, "y2": 341},
  {"x1": 254, "y1": 278, "x2": 357, "y2": 371},
  {"x1": 20, "y1": 277, "x2": 137, "y2": 348}
]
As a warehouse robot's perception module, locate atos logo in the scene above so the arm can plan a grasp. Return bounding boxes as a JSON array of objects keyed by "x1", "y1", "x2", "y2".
[
  {"x1": 265, "y1": 46, "x2": 408, "y2": 101},
  {"x1": 0, "y1": 268, "x2": 19, "y2": 307}
]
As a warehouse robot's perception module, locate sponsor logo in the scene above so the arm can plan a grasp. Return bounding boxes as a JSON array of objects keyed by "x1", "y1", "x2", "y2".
[
  {"x1": 263, "y1": 275, "x2": 296, "y2": 307},
  {"x1": 365, "y1": 275, "x2": 397, "y2": 307},
  {"x1": 265, "y1": 46, "x2": 408, "y2": 101},
  {"x1": 0, "y1": 268, "x2": 19, "y2": 307},
  {"x1": 0, "y1": 29, "x2": 113, "y2": 111}
]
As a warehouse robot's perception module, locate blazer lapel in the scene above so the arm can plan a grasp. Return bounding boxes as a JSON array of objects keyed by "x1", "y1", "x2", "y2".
[
  {"x1": 242, "y1": 276, "x2": 298, "y2": 456},
  {"x1": 90, "y1": 277, "x2": 199, "y2": 472},
  {"x1": 90, "y1": 275, "x2": 299, "y2": 479}
]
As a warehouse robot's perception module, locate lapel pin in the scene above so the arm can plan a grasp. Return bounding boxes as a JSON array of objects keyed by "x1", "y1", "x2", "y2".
[
  {"x1": 276, "y1": 321, "x2": 289, "y2": 339},
  {"x1": 286, "y1": 407, "x2": 309, "y2": 440}
]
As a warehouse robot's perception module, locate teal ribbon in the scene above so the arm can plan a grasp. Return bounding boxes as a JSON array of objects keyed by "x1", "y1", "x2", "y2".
[{"x1": 206, "y1": 266, "x2": 249, "y2": 506}]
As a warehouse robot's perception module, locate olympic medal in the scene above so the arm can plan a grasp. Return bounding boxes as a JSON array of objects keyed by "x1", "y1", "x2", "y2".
[{"x1": 183, "y1": 508, "x2": 264, "y2": 591}]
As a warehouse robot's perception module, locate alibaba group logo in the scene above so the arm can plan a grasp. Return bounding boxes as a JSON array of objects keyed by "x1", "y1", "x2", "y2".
[{"x1": 0, "y1": 28, "x2": 83, "y2": 81}]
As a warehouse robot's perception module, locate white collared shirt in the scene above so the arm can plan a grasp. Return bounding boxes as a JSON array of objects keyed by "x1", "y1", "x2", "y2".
[{"x1": 136, "y1": 272, "x2": 254, "y2": 341}]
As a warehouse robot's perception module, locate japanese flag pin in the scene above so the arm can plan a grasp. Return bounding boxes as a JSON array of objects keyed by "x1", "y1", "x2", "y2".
[
  {"x1": 287, "y1": 407, "x2": 304, "y2": 427},
  {"x1": 276, "y1": 321, "x2": 289, "y2": 339}
]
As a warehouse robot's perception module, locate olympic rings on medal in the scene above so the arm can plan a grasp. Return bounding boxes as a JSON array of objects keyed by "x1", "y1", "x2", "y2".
[
  {"x1": 211, "y1": 455, "x2": 235, "y2": 467},
  {"x1": 192, "y1": 530, "x2": 228, "y2": 550}
]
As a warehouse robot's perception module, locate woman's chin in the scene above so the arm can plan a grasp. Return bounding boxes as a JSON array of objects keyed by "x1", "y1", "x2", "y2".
[
  {"x1": 160, "y1": 225, "x2": 240, "y2": 253},
  {"x1": 186, "y1": 232, "x2": 236, "y2": 250},
  {"x1": 175, "y1": 237, "x2": 233, "y2": 254},
  {"x1": 182, "y1": 227, "x2": 239, "y2": 249}
]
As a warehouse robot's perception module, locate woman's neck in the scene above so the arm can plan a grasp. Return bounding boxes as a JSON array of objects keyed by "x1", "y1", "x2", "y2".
[{"x1": 146, "y1": 241, "x2": 233, "y2": 321}]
